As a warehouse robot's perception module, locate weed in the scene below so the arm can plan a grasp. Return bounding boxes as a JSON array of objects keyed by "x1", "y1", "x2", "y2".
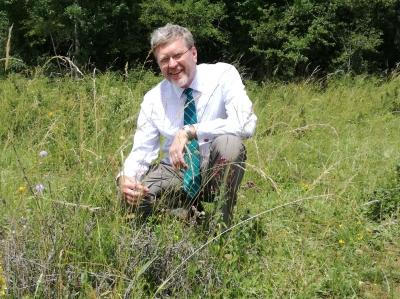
[{"x1": 1, "y1": 72, "x2": 399, "y2": 297}]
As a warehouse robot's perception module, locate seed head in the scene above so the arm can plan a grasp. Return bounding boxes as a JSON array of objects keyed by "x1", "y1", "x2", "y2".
[{"x1": 39, "y1": 150, "x2": 48, "y2": 158}]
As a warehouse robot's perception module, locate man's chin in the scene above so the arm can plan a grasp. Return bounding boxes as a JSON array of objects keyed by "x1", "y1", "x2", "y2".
[{"x1": 169, "y1": 77, "x2": 188, "y2": 88}]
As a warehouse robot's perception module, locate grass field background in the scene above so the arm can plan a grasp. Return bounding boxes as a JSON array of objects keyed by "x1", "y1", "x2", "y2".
[{"x1": 0, "y1": 70, "x2": 399, "y2": 298}]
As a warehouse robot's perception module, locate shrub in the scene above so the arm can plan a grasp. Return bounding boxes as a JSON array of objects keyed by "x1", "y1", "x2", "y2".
[{"x1": 364, "y1": 164, "x2": 400, "y2": 221}]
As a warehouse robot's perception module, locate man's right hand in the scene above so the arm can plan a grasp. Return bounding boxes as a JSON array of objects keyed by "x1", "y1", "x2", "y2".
[{"x1": 118, "y1": 175, "x2": 149, "y2": 206}]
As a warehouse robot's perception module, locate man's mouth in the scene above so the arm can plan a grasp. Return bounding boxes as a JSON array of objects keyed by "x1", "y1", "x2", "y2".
[{"x1": 169, "y1": 71, "x2": 182, "y2": 79}]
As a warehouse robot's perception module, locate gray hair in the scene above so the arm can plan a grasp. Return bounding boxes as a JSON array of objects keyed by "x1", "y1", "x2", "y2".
[{"x1": 150, "y1": 24, "x2": 194, "y2": 52}]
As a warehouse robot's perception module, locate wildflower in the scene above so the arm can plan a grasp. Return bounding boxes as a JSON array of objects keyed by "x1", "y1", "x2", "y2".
[
  {"x1": 34, "y1": 184, "x2": 45, "y2": 194},
  {"x1": 338, "y1": 224, "x2": 343, "y2": 228},
  {"x1": 300, "y1": 182, "x2": 310, "y2": 191},
  {"x1": 47, "y1": 111, "x2": 54, "y2": 117},
  {"x1": 17, "y1": 186, "x2": 26, "y2": 193},
  {"x1": 39, "y1": 150, "x2": 48, "y2": 158},
  {"x1": 338, "y1": 239, "x2": 345, "y2": 246}
]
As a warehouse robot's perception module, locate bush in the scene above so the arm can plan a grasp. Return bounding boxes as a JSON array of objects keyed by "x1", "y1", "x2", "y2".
[{"x1": 364, "y1": 164, "x2": 400, "y2": 221}]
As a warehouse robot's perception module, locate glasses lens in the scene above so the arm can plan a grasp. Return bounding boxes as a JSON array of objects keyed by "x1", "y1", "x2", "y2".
[{"x1": 159, "y1": 48, "x2": 190, "y2": 66}]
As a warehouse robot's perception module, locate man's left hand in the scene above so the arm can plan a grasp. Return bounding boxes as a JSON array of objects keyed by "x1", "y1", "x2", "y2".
[{"x1": 169, "y1": 129, "x2": 189, "y2": 170}]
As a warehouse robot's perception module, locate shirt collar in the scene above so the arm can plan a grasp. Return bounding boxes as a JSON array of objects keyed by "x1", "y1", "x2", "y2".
[
  {"x1": 171, "y1": 83, "x2": 185, "y2": 100},
  {"x1": 170, "y1": 66, "x2": 211, "y2": 99}
]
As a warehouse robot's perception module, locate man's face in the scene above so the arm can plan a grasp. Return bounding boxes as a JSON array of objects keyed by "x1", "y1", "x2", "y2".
[{"x1": 155, "y1": 38, "x2": 197, "y2": 88}]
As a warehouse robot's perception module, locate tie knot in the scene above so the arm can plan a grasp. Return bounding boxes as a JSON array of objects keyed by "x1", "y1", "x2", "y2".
[{"x1": 184, "y1": 88, "x2": 193, "y2": 98}]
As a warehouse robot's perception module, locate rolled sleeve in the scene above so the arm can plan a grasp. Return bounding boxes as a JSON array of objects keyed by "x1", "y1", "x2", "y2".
[
  {"x1": 119, "y1": 102, "x2": 160, "y2": 181},
  {"x1": 195, "y1": 64, "x2": 257, "y2": 141}
]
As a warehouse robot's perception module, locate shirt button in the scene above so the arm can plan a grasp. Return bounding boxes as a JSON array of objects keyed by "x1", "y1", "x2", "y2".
[{"x1": 204, "y1": 138, "x2": 209, "y2": 142}]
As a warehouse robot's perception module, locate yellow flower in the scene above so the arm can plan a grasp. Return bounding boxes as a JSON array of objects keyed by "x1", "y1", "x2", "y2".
[
  {"x1": 338, "y1": 239, "x2": 345, "y2": 246},
  {"x1": 17, "y1": 186, "x2": 26, "y2": 193},
  {"x1": 338, "y1": 224, "x2": 343, "y2": 228},
  {"x1": 47, "y1": 111, "x2": 54, "y2": 117},
  {"x1": 300, "y1": 182, "x2": 310, "y2": 191},
  {"x1": 357, "y1": 234, "x2": 363, "y2": 241},
  {"x1": 0, "y1": 265, "x2": 7, "y2": 298}
]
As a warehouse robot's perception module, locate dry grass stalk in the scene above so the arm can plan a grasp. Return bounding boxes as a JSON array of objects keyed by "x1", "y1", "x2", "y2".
[
  {"x1": 245, "y1": 162, "x2": 281, "y2": 193},
  {"x1": 5, "y1": 24, "x2": 13, "y2": 71},
  {"x1": 289, "y1": 123, "x2": 339, "y2": 138},
  {"x1": 52, "y1": 200, "x2": 102, "y2": 212},
  {"x1": 39, "y1": 55, "x2": 84, "y2": 77}
]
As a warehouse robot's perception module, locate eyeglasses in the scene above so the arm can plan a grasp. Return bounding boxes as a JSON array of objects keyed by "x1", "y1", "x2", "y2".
[{"x1": 158, "y1": 47, "x2": 192, "y2": 66}]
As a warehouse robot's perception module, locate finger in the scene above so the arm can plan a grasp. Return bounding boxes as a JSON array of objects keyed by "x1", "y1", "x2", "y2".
[
  {"x1": 177, "y1": 153, "x2": 187, "y2": 169},
  {"x1": 126, "y1": 186, "x2": 147, "y2": 197},
  {"x1": 124, "y1": 194, "x2": 135, "y2": 205},
  {"x1": 126, "y1": 196, "x2": 139, "y2": 206},
  {"x1": 170, "y1": 153, "x2": 180, "y2": 170},
  {"x1": 172, "y1": 161, "x2": 180, "y2": 170},
  {"x1": 173, "y1": 150, "x2": 185, "y2": 169},
  {"x1": 124, "y1": 180, "x2": 140, "y2": 190},
  {"x1": 174, "y1": 159, "x2": 184, "y2": 170},
  {"x1": 135, "y1": 184, "x2": 150, "y2": 194},
  {"x1": 124, "y1": 191, "x2": 142, "y2": 205},
  {"x1": 123, "y1": 186, "x2": 136, "y2": 197}
]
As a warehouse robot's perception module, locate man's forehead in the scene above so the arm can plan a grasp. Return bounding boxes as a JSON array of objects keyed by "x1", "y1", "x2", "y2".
[{"x1": 155, "y1": 38, "x2": 187, "y2": 55}]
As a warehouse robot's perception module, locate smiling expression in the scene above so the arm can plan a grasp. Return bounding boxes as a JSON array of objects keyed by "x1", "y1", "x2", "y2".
[{"x1": 155, "y1": 38, "x2": 197, "y2": 88}]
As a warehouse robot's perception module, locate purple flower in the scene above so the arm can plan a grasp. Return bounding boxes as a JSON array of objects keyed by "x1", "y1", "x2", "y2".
[
  {"x1": 39, "y1": 150, "x2": 48, "y2": 158},
  {"x1": 34, "y1": 184, "x2": 45, "y2": 194}
]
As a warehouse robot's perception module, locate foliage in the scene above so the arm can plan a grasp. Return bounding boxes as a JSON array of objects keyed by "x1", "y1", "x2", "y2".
[
  {"x1": 1, "y1": 71, "x2": 400, "y2": 297},
  {"x1": 139, "y1": 0, "x2": 227, "y2": 63},
  {"x1": 244, "y1": 0, "x2": 400, "y2": 78},
  {"x1": 364, "y1": 165, "x2": 400, "y2": 221},
  {"x1": 0, "y1": 10, "x2": 8, "y2": 59},
  {"x1": 0, "y1": 0, "x2": 400, "y2": 78}
]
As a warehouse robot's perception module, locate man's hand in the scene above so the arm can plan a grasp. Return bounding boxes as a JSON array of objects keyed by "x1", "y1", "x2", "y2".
[
  {"x1": 169, "y1": 129, "x2": 189, "y2": 170},
  {"x1": 119, "y1": 175, "x2": 149, "y2": 206}
]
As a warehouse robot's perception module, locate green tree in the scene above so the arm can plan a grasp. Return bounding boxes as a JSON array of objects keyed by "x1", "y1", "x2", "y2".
[
  {"x1": 77, "y1": 0, "x2": 146, "y2": 69},
  {"x1": 244, "y1": 0, "x2": 400, "y2": 78},
  {"x1": 1, "y1": 0, "x2": 400, "y2": 79},
  {"x1": 2, "y1": 0, "x2": 147, "y2": 69},
  {"x1": 0, "y1": 9, "x2": 9, "y2": 59},
  {"x1": 139, "y1": 0, "x2": 227, "y2": 64}
]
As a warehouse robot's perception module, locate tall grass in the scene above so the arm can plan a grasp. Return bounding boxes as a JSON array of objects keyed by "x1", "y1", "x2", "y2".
[{"x1": 0, "y1": 70, "x2": 399, "y2": 297}]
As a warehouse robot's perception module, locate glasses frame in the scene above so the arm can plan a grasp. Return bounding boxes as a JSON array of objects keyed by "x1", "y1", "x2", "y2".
[{"x1": 158, "y1": 47, "x2": 193, "y2": 67}]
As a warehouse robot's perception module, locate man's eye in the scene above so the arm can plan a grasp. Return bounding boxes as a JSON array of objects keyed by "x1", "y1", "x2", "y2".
[{"x1": 173, "y1": 53, "x2": 182, "y2": 60}]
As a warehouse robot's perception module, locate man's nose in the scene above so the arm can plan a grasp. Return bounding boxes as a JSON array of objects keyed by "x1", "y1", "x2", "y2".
[{"x1": 168, "y1": 57, "x2": 178, "y2": 68}]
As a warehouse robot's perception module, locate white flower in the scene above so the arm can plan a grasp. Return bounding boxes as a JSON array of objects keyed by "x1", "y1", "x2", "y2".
[
  {"x1": 34, "y1": 184, "x2": 45, "y2": 194},
  {"x1": 39, "y1": 150, "x2": 48, "y2": 158}
]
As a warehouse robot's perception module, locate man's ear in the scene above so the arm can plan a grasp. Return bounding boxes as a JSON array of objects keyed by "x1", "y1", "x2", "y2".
[{"x1": 191, "y1": 46, "x2": 198, "y2": 63}]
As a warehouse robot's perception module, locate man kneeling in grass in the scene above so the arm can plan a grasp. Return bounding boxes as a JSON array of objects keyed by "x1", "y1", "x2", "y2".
[{"x1": 117, "y1": 24, "x2": 257, "y2": 226}]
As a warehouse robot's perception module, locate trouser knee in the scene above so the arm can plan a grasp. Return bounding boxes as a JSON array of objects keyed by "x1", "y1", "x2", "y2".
[{"x1": 209, "y1": 135, "x2": 246, "y2": 164}]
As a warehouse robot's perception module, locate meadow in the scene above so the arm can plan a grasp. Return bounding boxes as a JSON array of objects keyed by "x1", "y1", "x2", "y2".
[{"x1": 0, "y1": 69, "x2": 399, "y2": 298}]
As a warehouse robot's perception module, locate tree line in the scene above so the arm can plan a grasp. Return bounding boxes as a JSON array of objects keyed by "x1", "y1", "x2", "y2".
[{"x1": 1, "y1": 0, "x2": 399, "y2": 79}]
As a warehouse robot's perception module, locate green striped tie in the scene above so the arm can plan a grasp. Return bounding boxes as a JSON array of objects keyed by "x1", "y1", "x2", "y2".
[{"x1": 183, "y1": 88, "x2": 201, "y2": 199}]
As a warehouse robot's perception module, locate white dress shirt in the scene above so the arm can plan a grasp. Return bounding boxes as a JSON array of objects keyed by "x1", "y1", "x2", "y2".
[{"x1": 120, "y1": 62, "x2": 257, "y2": 181}]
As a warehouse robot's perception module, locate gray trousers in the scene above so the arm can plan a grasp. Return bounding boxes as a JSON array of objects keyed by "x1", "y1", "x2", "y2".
[{"x1": 136, "y1": 135, "x2": 246, "y2": 225}]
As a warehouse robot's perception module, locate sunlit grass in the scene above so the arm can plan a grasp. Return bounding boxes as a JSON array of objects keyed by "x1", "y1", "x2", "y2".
[{"x1": 0, "y1": 71, "x2": 399, "y2": 297}]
